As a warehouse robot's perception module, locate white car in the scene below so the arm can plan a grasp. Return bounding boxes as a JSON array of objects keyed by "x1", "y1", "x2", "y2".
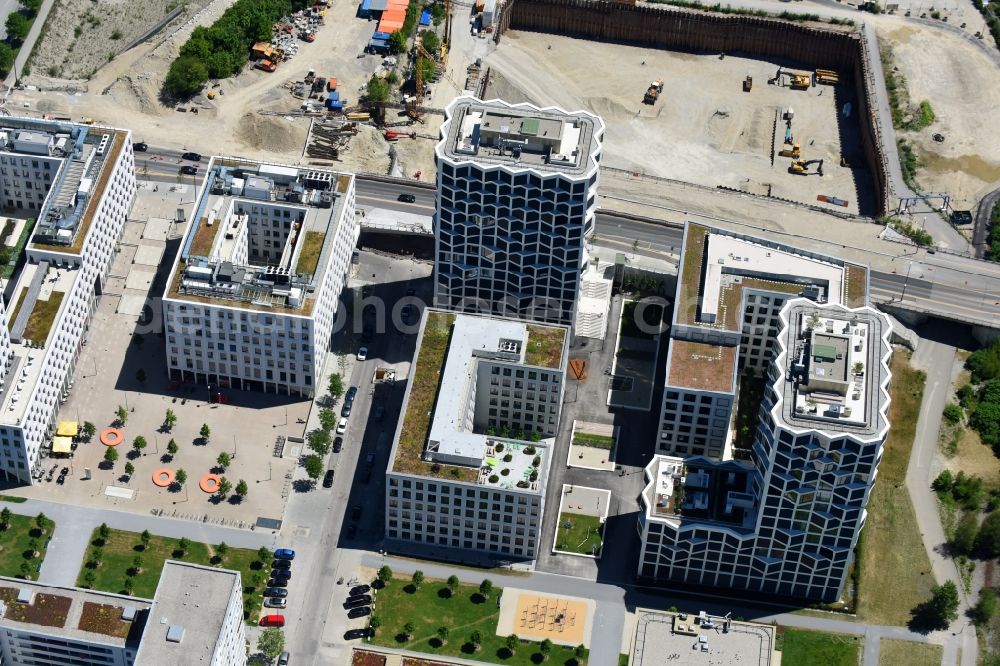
[
  {"x1": 357, "y1": 347, "x2": 368, "y2": 361},
  {"x1": 337, "y1": 417, "x2": 348, "y2": 435}
]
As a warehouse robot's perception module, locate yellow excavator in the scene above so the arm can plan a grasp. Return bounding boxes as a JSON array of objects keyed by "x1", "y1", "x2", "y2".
[
  {"x1": 789, "y1": 159, "x2": 824, "y2": 176},
  {"x1": 779, "y1": 142, "x2": 801, "y2": 159}
]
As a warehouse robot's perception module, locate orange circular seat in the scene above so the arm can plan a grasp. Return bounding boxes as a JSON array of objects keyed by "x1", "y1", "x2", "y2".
[
  {"x1": 100, "y1": 428, "x2": 124, "y2": 446},
  {"x1": 199, "y1": 473, "x2": 221, "y2": 493},
  {"x1": 152, "y1": 468, "x2": 175, "y2": 487}
]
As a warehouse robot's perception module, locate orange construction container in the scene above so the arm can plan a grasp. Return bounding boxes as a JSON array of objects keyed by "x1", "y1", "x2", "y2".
[{"x1": 327, "y1": 77, "x2": 338, "y2": 91}]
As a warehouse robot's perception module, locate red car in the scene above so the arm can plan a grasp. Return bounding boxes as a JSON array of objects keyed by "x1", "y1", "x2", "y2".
[{"x1": 260, "y1": 615, "x2": 285, "y2": 627}]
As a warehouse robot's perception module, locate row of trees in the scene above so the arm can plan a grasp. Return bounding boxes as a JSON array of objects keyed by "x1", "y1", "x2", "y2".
[
  {"x1": 165, "y1": 0, "x2": 312, "y2": 97},
  {"x1": 301, "y1": 373, "x2": 345, "y2": 482}
]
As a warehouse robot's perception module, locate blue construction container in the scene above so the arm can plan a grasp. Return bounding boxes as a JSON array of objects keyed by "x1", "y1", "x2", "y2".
[
  {"x1": 419, "y1": 8, "x2": 431, "y2": 25},
  {"x1": 359, "y1": 0, "x2": 372, "y2": 19}
]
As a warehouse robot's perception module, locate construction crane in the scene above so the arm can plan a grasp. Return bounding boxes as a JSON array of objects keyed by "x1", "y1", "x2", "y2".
[
  {"x1": 442, "y1": 0, "x2": 451, "y2": 65},
  {"x1": 408, "y1": 42, "x2": 436, "y2": 122},
  {"x1": 789, "y1": 159, "x2": 824, "y2": 176}
]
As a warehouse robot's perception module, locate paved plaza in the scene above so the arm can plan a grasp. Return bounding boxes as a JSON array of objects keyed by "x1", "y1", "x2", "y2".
[
  {"x1": 567, "y1": 421, "x2": 617, "y2": 471},
  {"x1": 631, "y1": 610, "x2": 775, "y2": 666}
]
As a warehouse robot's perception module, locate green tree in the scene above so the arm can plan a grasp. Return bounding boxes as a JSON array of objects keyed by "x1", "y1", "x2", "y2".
[
  {"x1": 421, "y1": 30, "x2": 440, "y2": 54},
  {"x1": 575, "y1": 644, "x2": 586, "y2": 660},
  {"x1": 973, "y1": 588, "x2": 999, "y2": 626},
  {"x1": 377, "y1": 565, "x2": 392, "y2": 584},
  {"x1": 318, "y1": 407, "x2": 337, "y2": 432},
  {"x1": 0, "y1": 507, "x2": 11, "y2": 529},
  {"x1": 403, "y1": 621, "x2": 416, "y2": 639},
  {"x1": 99, "y1": 523, "x2": 110, "y2": 540},
  {"x1": 967, "y1": 340, "x2": 1000, "y2": 383},
  {"x1": 932, "y1": 469, "x2": 954, "y2": 493},
  {"x1": 116, "y1": 405, "x2": 128, "y2": 425},
  {"x1": 919, "y1": 581, "x2": 960, "y2": 629},
  {"x1": 952, "y1": 512, "x2": 979, "y2": 555},
  {"x1": 437, "y1": 626, "x2": 449, "y2": 644},
  {"x1": 123, "y1": 576, "x2": 135, "y2": 596},
  {"x1": 505, "y1": 634, "x2": 519, "y2": 655},
  {"x1": 412, "y1": 570, "x2": 424, "y2": 588},
  {"x1": 27, "y1": 538, "x2": 39, "y2": 557},
  {"x1": 943, "y1": 403, "x2": 963, "y2": 425},
  {"x1": 200, "y1": 423, "x2": 211, "y2": 443},
  {"x1": 19, "y1": 560, "x2": 31, "y2": 579},
  {"x1": 977, "y1": 511, "x2": 1000, "y2": 556},
  {"x1": 469, "y1": 630, "x2": 482, "y2": 652},
  {"x1": 479, "y1": 579, "x2": 493, "y2": 599},
  {"x1": 167, "y1": 439, "x2": 178, "y2": 456},
  {"x1": 104, "y1": 447, "x2": 119, "y2": 465},
  {"x1": 418, "y1": 58, "x2": 436, "y2": 87},
  {"x1": 164, "y1": 408, "x2": 177, "y2": 431},
  {"x1": 0, "y1": 43, "x2": 12, "y2": 78},
  {"x1": 257, "y1": 627, "x2": 285, "y2": 660},
  {"x1": 540, "y1": 638, "x2": 553, "y2": 661},
  {"x1": 178, "y1": 537, "x2": 190, "y2": 556},
  {"x1": 257, "y1": 546, "x2": 271, "y2": 562},
  {"x1": 366, "y1": 75, "x2": 389, "y2": 103},
  {"x1": 82, "y1": 569, "x2": 96, "y2": 587},
  {"x1": 124, "y1": 461, "x2": 135, "y2": 477},
  {"x1": 369, "y1": 615, "x2": 382, "y2": 634},
  {"x1": 215, "y1": 542, "x2": 229, "y2": 560},
  {"x1": 388, "y1": 31, "x2": 407, "y2": 54},
  {"x1": 235, "y1": 479, "x2": 248, "y2": 497},
  {"x1": 175, "y1": 468, "x2": 187, "y2": 487},
  {"x1": 83, "y1": 421, "x2": 96, "y2": 440},
  {"x1": 308, "y1": 429, "x2": 331, "y2": 457},
  {"x1": 132, "y1": 554, "x2": 144, "y2": 574},
  {"x1": 217, "y1": 452, "x2": 231, "y2": 469},
  {"x1": 20, "y1": 0, "x2": 42, "y2": 15},
  {"x1": 327, "y1": 373, "x2": 344, "y2": 401},
  {"x1": 5, "y1": 12, "x2": 30, "y2": 44},
  {"x1": 165, "y1": 56, "x2": 209, "y2": 98},
  {"x1": 90, "y1": 547, "x2": 104, "y2": 566},
  {"x1": 447, "y1": 574, "x2": 459, "y2": 597},
  {"x1": 304, "y1": 455, "x2": 324, "y2": 481},
  {"x1": 140, "y1": 529, "x2": 151, "y2": 548},
  {"x1": 132, "y1": 436, "x2": 147, "y2": 455},
  {"x1": 34, "y1": 513, "x2": 51, "y2": 534},
  {"x1": 216, "y1": 477, "x2": 232, "y2": 498}
]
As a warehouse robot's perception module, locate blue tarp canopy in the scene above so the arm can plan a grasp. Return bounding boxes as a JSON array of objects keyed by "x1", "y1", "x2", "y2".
[
  {"x1": 372, "y1": 31, "x2": 392, "y2": 40},
  {"x1": 419, "y1": 9, "x2": 431, "y2": 25}
]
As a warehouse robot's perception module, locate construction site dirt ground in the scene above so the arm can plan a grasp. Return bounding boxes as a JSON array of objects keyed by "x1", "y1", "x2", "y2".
[
  {"x1": 484, "y1": 30, "x2": 875, "y2": 215},
  {"x1": 13, "y1": 0, "x2": 441, "y2": 179},
  {"x1": 878, "y1": 23, "x2": 1000, "y2": 209}
]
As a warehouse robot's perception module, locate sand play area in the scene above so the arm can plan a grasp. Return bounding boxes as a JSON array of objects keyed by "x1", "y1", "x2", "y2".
[{"x1": 496, "y1": 588, "x2": 595, "y2": 647}]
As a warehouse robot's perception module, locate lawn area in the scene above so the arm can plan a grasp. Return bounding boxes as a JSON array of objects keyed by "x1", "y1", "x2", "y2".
[
  {"x1": 856, "y1": 351, "x2": 935, "y2": 625},
  {"x1": 189, "y1": 216, "x2": 222, "y2": 257},
  {"x1": 8, "y1": 287, "x2": 28, "y2": 326},
  {"x1": 0, "y1": 513, "x2": 51, "y2": 580},
  {"x1": 877, "y1": 638, "x2": 942, "y2": 666},
  {"x1": 1, "y1": 218, "x2": 36, "y2": 279},
  {"x1": 572, "y1": 433, "x2": 614, "y2": 450},
  {"x1": 778, "y1": 627, "x2": 861, "y2": 666},
  {"x1": 525, "y1": 324, "x2": 566, "y2": 368},
  {"x1": 295, "y1": 231, "x2": 325, "y2": 276},
  {"x1": 369, "y1": 577, "x2": 587, "y2": 666},
  {"x1": 76, "y1": 527, "x2": 269, "y2": 621},
  {"x1": 554, "y1": 512, "x2": 603, "y2": 556},
  {"x1": 24, "y1": 291, "x2": 65, "y2": 344}
]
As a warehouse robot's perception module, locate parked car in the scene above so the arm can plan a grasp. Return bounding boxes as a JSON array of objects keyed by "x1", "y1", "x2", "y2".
[
  {"x1": 264, "y1": 597, "x2": 287, "y2": 609},
  {"x1": 180, "y1": 165, "x2": 198, "y2": 175},
  {"x1": 267, "y1": 578, "x2": 288, "y2": 588},
  {"x1": 350, "y1": 505, "x2": 362, "y2": 521},
  {"x1": 271, "y1": 569, "x2": 292, "y2": 580},
  {"x1": 337, "y1": 418, "x2": 348, "y2": 435},
  {"x1": 398, "y1": 193, "x2": 416, "y2": 203},
  {"x1": 346, "y1": 387, "x2": 358, "y2": 403},
  {"x1": 341, "y1": 402, "x2": 352, "y2": 418},
  {"x1": 357, "y1": 347, "x2": 368, "y2": 361},
  {"x1": 260, "y1": 615, "x2": 285, "y2": 627},
  {"x1": 349, "y1": 585, "x2": 371, "y2": 596},
  {"x1": 134, "y1": 142, "x2": 148, "y2": 152},
  {"x1": 272, "y1": 559, "x2": 292, "y2": 570},
  {"x1": 373, "y1": 405, "x2": 385, "y2": 421},
  {"x1": 273, "y1": 548, "x2": 296, "y2": 560},
  {"x1": 265, "y1": 587, "x2": 288, "y2": 598},
  {"x1": 277, "y1": 652, "x2": 290, "y2": 666},
  {"x1": 347, "y1": 606, "x2": 372, "y2": 618},
  {"x1": 365, "y1": 452, "x2": 375, "y2": 465},
  {"x1": 181, "y1": 151, "x2": 202, "y2": 161},
  {"x1": 332, "y1": 437, "x2": 343, "y2": 453},
  {"x1": 344, "y1": 628, "x2": 373, "y2": 640},
  {"x1": 323, "y1": 469, "x2": 335, "y2": 488},
  {"x1": 344, "y1": 594, "x2": 372, "y2": 608}
]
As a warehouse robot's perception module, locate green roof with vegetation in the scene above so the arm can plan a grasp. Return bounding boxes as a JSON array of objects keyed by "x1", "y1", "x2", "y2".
[
  {"x1": 524, "y1": 325, "x2": 566, "y2": 368},
  {"x1": 24, "y1": 292, "x2": 64, "y2": 344},
  {"x1": 295, "y1": 231, "x2": 325, "y2": 276}
]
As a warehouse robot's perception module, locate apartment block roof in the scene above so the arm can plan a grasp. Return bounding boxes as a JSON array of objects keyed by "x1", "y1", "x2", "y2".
[
  {"x1": 642, "y1": 455, "x2": 757, "y2": 533},
  {"x1": 389, "y1": 309, "x2": 566, "y2": 489},
  {"x1": 165, "y1": 156, "x2": 353, "y2": 314},
  {"x1": 666, "y1": 222, "x2": 870, "y2": 394},
  {"x1": 437, "y1": 96, "x2": 604, "y2": 178}
]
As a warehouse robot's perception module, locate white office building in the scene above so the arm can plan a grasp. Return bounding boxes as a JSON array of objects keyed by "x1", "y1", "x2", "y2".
[
  {"x1": 0, "y1": 561, "x2": 245, "y2": 666},
  {"x1": 639, "y1": 299, "x2": 892, "y2": 602},
  {"x1": 162, "y1": 158, "x2": 358, "y2": 398},
  {"x1": 433, "y1": 96, "x2": 604, "y2": 328},
  {"x1": 0, "y1": 118, "x2": 136, "y2": 485},
  {"x1": 385, "y1": 310, "x2": 569, "y2": 561}
]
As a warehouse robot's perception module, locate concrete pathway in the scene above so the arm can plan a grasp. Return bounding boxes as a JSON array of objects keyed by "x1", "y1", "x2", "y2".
[
  {"x1": 905, "y1": 340, "x2": 978, "y2": 666},
  {"x1": 3, "y1": 496, "x2": 273, "y2": 586}
]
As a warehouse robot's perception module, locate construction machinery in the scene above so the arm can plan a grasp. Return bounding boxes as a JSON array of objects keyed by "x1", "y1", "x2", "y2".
[
  {"x1": 790, "y1": 74, "x2": 811, "y2": 90},
  {"x1": 643, "y1": 78, "x2": 664, "y2": 105},
  {"x1": 815, "y1": 69, "x2": 839, "y2": 85},
  {"x1": 743, "y1": 74, "x2": 752, "y2": 92},
  {"x1": 789, "y1": 159, "x2": 824, "y2": 176},
  {"x1": 776, "y1": 67, "x2": 812, "y2": 89},
  {"x1": 779, "y1": 142, "x2": 801, "y2": 159},
  {"x1": 384, "y1": 130, "x2": 416, "y2": 141},
  {"x1": 257, "y1": 60, "x2": 277, "y2": 73}
]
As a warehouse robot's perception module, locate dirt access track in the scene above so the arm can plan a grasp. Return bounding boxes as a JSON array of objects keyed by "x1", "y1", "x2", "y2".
[
  {"x1": 488, "y1": 31, "x2": 874, "y2": 215},
  {"x1": 14, "y1": 0, "x2": 438, "y2": 178}
]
